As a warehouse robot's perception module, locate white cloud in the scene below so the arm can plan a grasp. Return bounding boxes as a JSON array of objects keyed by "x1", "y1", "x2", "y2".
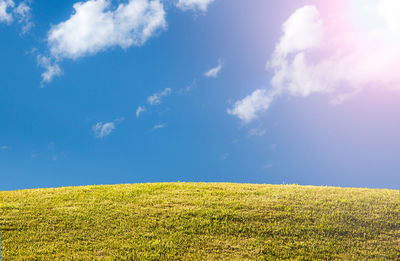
[
  {"x1": 41, "y1": 0, "x2": 166, "y2": 83},
  {"x1": 37, "y1": 55, "x2": 62, "y2": 84},
  {"x1": 0, "y1": 0, "x2": 14, "y2": 23},
  {"x1": 248, "y1": 127, "x2": 266, "y2": 137},
  {"x1": 93, "y1": 122, "x2": 115, "y2": 138},
  {"x1": 269, "y1": 3, "x2": 400, "y2": 99},
  {"x1": 136, "y1": 106, "x2": 146, "y2": 118},
  {"x1": 92, "y1": 118, "x2": 123, "y2": 138},
  {"x1": 267, "y1": 5, "x2": 333, "y2": 99},
  {"x1": 0, "y1": 0, "x2": 33, "y2": 32},
  {"x1": 176, "y1": 0, "x2": 215, "y2": 12},
  {"x1": 204, "y1": 59, "x2": 223, "y2": 78},
  {"x1": 147, "y1": 88, "x2": 171, "y2": 105},
  {"x1": 152, "y1": 123, "x2": 166, "y2": 130},
  {"x1": 1, "y1": 145, "x2": 8, "y2": 150},
  {"x1": 273, "y1": 6, "x2": 323, "y2": 57},
  {"x1": 230, "y1": 3, "x2": 400, "y2": 123},
  {"x1": 48, "y1": 0, "x2": 166, "y2": 60},
  {"x1": 227, "y1": 89, "x2": 275, "y2": 123},
  {"x1": 14, "y1": 1, "x2": 33, "y2": 33}
]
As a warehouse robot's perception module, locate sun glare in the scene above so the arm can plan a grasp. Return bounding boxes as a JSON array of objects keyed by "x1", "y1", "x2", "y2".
[{"x1": 351, "y1": 0, "x2": 400, "y2": 38}]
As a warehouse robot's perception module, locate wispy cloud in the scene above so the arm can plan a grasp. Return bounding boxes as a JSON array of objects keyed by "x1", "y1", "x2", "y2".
[
  {"x1": 152, "y1": 123, "x2": 166, "y2": 130},
  {"x1": 30, "y1": 141, "x2": 65, "y2": 161},
  {"x1": 136, "y1": 106, "x2": 146, "y2": 118},
  {"x1": 40, "y1": 0, "x2": 166, "y2": 83},
  {"x1": 0, "y1": 0, "x2": 33, "y2": 32},
  {"x1": 204, "y1": 59, "x2": 223, "y2": 78},
  {"x1": 37, "y1": 55, "x2": 62, "y2": 85},
  {"x1": 227, "y1": 89, "x2": 274, "y2": 123},
  {"x1": 13, "y1": 1, "x2": 33, "y2": 33},
  {"x1": 147, "y1": 88, "x2": 171, "y2": 105},
  {"x1": 262, "y1": 163, "x2": 273, "y2": 170},
  {"x1": 176, "y1": 0, "x2": 215, "y2": 12},
  {"x1": 0, "y1": 0, "x2": 14, "y2": 23},
  {"x1": 220, "y1": 152, "x2": 229, "y2": 160},
  {"x1": 47, "y1": 141, "x2": 55, "y2": 150},
  {"x1": 47, "y1": 142, "x2": 59, "y2": 161},
  {"x1": 1, "y1": 145, "x2": 8, "y2": 150},
  {"x1": 92, "y1": 118, "x2": 124, "y2": 138},
  {"x1": 178, "y1": 80, "x2": 196, "y2": 95},
  {"x1": 248, "y1": 126, "x2": 266, "y2": 137},
  {"x1": 93, "y1": 122, "x2": 115, "y2": 138}
]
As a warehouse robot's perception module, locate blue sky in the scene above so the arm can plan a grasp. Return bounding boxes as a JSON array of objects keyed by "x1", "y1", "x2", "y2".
[{"x1": 1, "y1": 0, "x2": 400, "y2": 190}]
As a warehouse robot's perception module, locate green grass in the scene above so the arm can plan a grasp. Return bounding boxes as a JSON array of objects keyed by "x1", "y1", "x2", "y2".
[{"x1": 0, "y1": 183, "x2": 399, "y2": 260}]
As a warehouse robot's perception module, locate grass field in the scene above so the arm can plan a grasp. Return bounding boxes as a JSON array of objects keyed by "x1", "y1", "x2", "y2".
[{"x1": 0, "y1": 183, "x2": 399, "y2": 260}]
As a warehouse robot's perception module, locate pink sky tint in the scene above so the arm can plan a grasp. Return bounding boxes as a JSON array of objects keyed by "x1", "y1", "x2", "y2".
[{"x1": 229, "y1": 0, "x2": 400, "y2": 123}]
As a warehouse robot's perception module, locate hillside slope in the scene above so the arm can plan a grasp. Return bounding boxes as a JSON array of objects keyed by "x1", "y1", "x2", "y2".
[{"x1": 0, "y1": 183, "x2": 399, "y2": 260}]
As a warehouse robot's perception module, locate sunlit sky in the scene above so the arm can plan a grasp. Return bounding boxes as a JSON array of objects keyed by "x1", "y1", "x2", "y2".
[{"x1": 1, "y1": 0, "x2": 400, "y2": 190}]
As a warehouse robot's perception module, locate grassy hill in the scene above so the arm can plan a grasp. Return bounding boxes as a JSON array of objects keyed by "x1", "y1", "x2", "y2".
[{"x1": 0, "y1": 183, "x2": 399, "y2": 260}]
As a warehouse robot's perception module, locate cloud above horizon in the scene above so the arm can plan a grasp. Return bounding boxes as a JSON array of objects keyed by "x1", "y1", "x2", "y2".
[
  {"x1": 39, "y1": 0, "x2": 166, "y2": 83},
  {"x1": 38, "y1": 0, "x2": 218, "y2": 84},
  {"x1": 227, "y1": 89, "x2": 273, "y2": 123},
  {"x1": 229, "y1": 1, "x2": 400, "y2": 123},
  {"x1": 176, "y1": 0, "x2": 215, "y2": 12}
]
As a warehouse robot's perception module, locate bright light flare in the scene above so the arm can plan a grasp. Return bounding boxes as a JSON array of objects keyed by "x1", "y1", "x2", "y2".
[{"x1": 350, "y1": 0, "x2": 400, "y2": 39}]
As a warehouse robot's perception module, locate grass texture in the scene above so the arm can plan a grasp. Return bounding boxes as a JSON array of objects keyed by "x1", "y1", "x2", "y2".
[{"x1": 0, "y1": 183, "x2": 399, "y2": 260}]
